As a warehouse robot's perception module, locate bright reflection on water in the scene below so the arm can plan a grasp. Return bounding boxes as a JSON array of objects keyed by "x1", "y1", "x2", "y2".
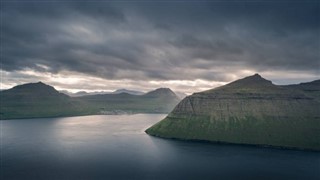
[{"x1": 1, "y1": 114, "x2": 320, "y2": 180}]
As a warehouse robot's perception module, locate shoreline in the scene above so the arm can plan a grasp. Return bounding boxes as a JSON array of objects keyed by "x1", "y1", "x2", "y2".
[
  {"x1": 0, "y1": 112, "x2": 168, "y2": 121},
  {"x1": 145, "y1": 132, "x2": 320, "y2": 152}
]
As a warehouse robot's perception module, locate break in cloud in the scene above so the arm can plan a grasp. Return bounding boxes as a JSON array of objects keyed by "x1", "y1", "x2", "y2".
[{"x1": 1, "y1": 0, "x2": 319, "y2": 94}]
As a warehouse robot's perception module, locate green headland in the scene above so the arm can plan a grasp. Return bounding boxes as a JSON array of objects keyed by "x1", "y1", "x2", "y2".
[{"x1": 146, "y1": 74, "x2": 320, "y2": 151}]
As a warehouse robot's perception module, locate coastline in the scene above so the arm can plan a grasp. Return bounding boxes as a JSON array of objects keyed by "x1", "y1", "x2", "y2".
[
  {"x1": 145, "y1": 132, "x2": 320, "y2": 152},
  {"x1": 0, "y1": 111, "x2": 168, "y2": 121}
]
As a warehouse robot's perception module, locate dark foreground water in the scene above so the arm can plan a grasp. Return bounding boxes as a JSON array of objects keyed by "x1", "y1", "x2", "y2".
[{"x1": 1, "y1": 114, "x2": 319, "y2": 180}]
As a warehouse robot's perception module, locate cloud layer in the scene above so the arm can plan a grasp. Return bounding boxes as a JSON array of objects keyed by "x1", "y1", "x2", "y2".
[{"x1": 1, "y1": 1, "x2": 319, "y2": 93}]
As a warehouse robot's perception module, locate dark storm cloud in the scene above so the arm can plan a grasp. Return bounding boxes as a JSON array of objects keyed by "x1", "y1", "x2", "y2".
[{"x1": 1, "y1": 1, "x2": 319, "y2": 82}]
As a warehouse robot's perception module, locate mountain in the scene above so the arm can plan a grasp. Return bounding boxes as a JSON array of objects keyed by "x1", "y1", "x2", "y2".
[
  {"x1": 175, "y1": 91, "x2": 188, "y2": 99},
  {"x1": 146, "y1": 74, "x2": 320, "y2": 151},
  {"x1": 143, "y1": 88, "x2": 178, "y2": 98},
  {"x1": 0, "y1": 82, "x2": 90, "y2": 119},
  {"x1": 79, "y1": 88, "x2": 180, "y2": 114},
  {"x1": 141, "y1": 88, "x2": 180, "y2": 112},
  {"x1": 283, "y1": 80, "x2": 320, "y2": 101},
  {"x1": 73, "y1": 91, "x2": 91, "y2": 96},
  {"x1": 61, "y1": 89, "x2": 144, "y2": 97},
  {"x1": 4, "y1": 82, "x2": 63, "y2": 96},
  {"x1": 112, "y1": 89, "x2": 144, "y2": 95},
  {"x1": 60, "y1": 90, "x2": 110, "y2": 97},
  {"x1": 59, "y1": 90, "x2": 74, "y2": 96},
  {"x1": 1, "y1": 82, "x2": 181, "y2": 119}
]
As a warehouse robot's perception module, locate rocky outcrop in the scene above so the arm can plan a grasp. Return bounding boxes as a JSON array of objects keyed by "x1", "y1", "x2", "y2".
[{"x1": 146, "y1": 74, "x2": 320, "y2": 151}]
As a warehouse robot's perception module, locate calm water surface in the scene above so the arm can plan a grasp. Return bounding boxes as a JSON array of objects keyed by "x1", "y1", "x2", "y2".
[{"x1": 1, "y1": 114, "x2": 319, "y2": 180}]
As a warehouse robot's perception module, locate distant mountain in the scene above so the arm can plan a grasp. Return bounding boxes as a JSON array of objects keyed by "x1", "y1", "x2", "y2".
[
  {"x1": 5, "y1": 82, "x2": 64, "y2": 96},
  {"x1": 142, "y1": 88, "x2": 180, "y2": 112},
  {"x1": 146, "y1": 74, "x2": 320, "y2": 151},
  {"x1": 59, "y1": 90, "x2": 73, "y2": 96},
  {"x1": 60, "y1": 90, "x2": 110, "y2": 97},
  {"x1": 112, "y1": 89, "x2": 144, "y2": 95},
  {"x1": 60, "y1": 89, "x2": 144, "y2": 97},
  {"x1": 0, "y1": 82, "x2": 90, "y2": 119},
  {"x1": 175, "y1": 91, "x2": 188, "y2": 99},
  {"x1": 1, "y1": 82, "x2": 181, "y2": 119},
  {"x1": 143, "y1": 88, "x2": 178, "y2": 98},
  {"x1": 79, "y1": 88, "x2": 180, "y2": 114},
  {"x1": 73, "y1": 91, "x2": 90, "y2": 96}
]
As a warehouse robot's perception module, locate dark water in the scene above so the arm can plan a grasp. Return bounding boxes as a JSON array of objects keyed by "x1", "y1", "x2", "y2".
[{"x1": 1, "y1": 114, "x2": 319, "y2": 180}]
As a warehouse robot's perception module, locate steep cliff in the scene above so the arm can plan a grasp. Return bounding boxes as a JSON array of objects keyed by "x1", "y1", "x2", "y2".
[{"x1": 146, "y1": 74, "x2": 320, "y2": 151}]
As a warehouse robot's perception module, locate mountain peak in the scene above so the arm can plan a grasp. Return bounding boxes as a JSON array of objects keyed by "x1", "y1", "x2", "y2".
[
  {"x1": 14, "y1": 81, "x2": 52, "y2": 89},
  {"x1": 252, "y1": 73, "x2": 261, "y2": 78},
  {"x1": 153, "y1": 88, "x2": 175, "y2": 95},
  {"x1": 240, "y1": 73, "x2": 269, "y2": 82},
  {"x1": 155, "y1": 87, "x2": 172, "y2": 91},
  {"x1": 6, "y1": 82, "x2": 62, "y2": 96},
  {"x1": 202, "y1": 74, "x2": 275, "y2": 94},
  {"x1": 112, "y1": 89, "x2": 144, "y2": 95},
  {"x1": 226, "y1": 73, "x2": 273, "y2": 88},
  {"x1": 149, "y1": 88, "x2": 173, "y2": 93},
  {"x1": 146, "y1": 74, "x2": 320, "y2": 151},
  {"x1": 143, "y1": 88, "x2": 179, "y2": 98}
]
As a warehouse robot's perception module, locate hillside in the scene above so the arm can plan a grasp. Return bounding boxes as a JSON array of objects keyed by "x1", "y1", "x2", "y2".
[
  {"x1": 79, "y1": 88, "x2": 180, "y2": 114},
  {"x1": 112, "y1": 89, "x2": 144, "y2": 95},
  {"x1": 146, "y1": 74, "x2": 320, "y2": 151},
  {"x1": 0, "y1": 82, "x2": 90, "y2": 119},
  {"x1": 283, "y1": 80, "x2": 320, "y2": 101},
  {"x1": 62, "y1": 89, "x2": 144, "y2": 97},
  {"x1": 1, "y1": 82, "x2": 180, "y2": 119}
]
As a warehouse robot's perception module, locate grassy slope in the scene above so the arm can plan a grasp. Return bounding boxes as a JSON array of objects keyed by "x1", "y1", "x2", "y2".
[
  {"x1": 146, "y1": 115, "x2": 320, "y2": 150},
  {"x1": 78, "y1": 91, "x2": 180, "y2": 114},
  {"x1": 0, "y1": 84, "x2": 180, "y2": 120},
  {"x1": 146, "y1": 75, "x2": 320, "y2": 150},
  {"x1": 0, "y1": 89, "x2": 93, "y2": 119},
  {"x1": 283, "y1": 80, "x2": 320, "y2": 101}
]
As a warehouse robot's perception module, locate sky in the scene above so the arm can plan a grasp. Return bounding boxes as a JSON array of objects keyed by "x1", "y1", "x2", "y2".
[{"x1": 1, "y1": 0, "x2": 319, "y2": 94}]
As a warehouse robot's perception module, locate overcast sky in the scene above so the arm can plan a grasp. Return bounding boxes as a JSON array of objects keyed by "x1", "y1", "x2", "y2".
[{"x1": 1, "y1": 0, "x2": 319, "y2": 94}]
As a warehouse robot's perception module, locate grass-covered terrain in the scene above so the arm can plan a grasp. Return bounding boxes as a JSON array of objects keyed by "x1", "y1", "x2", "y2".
[
  {"x1": 146, "y1": 115, "x2": 320, "y2": 150},
  {"x1": 146, "y1": 74, "x2": 320, "y2": 151},
  {"x1": 0, "y1": 82, "x2": 93, "y2": 119},
  {"x1": 283, "y1": 80, "x2": 320, "y2": 102},
  {"x1": 78, "y1": 88, "x2": 180, "y2": 114},
  {"x1": 0, "y1": 82, "x2": 180, "y2": 120}
]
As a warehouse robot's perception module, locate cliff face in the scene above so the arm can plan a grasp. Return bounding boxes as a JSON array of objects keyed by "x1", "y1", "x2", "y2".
[{"x1": 146, "y1": 74, "x2": 320, "y2": 151}]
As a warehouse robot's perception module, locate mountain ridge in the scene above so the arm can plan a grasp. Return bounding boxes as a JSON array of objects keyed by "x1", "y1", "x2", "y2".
[
  {"x1": 0, "y1": 82, "x2": 88, "y2": 119},
  {"x1": 146, "y1": 74, "x2": 320, "y2": 151},
  {"x1": 282, "y1": 79, "x2": 320, "y2": 101},
  {"x1": 1, "y1": 82, "x2": 180, "y2": 119},
  {"x1": 143, "y1": 88, "x2": 179, "y2": 98},
  {"x1": 4, "y1": 81, "x2": 64, "y2": 96},
  {"x1": 112, "y1": 89, "x2": 144, "y2": 95}
]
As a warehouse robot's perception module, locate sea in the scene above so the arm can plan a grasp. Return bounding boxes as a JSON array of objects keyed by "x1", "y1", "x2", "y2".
[{"x1": 1, "y1": 114, "x2": 319, "y2": 180}]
